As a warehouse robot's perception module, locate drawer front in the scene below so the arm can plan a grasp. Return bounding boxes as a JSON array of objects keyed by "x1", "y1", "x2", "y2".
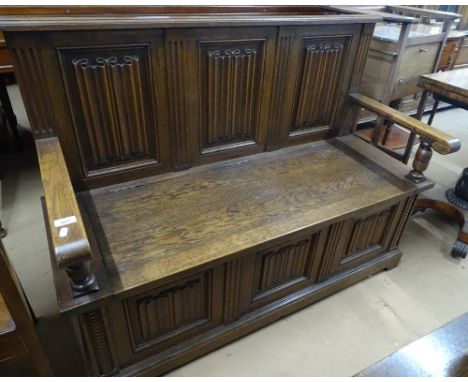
[
  {"x1": 455, "y1": 42, "x2": 468, "y2": 67},
  {"x1": 438, "y1": 39, "x2": 462, "y2": 71},
  {"x1": 113, "y1": 267, "x2": 224, "y2": 366},
  {"x1": 393, "y1": 43, "x2": 439, "y2": 99}
]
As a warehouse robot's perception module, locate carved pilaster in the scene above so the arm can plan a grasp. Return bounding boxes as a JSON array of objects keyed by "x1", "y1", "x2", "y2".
[
  {"x1": 390, "y1": 194, "x2": 417, "y2": 249},
  {"x1": 267, "y1": 33, "x2": 293, "y2": 150},
  {"x1": 341, "y1": 23, "x2": 374, "y2": 134},
  {"x1": 224, "y1": 257, "x2": 244, "y2": 323},
  {"x1": 166, "y1": 33, "x2": 191, "y2": 170},
  {"x1": 350, "y1": 23, "x2": 374, "y2": 91},
  {"x1": 317, "y1": 221, "x2": 346, "y2": 281},
  {"x1": 78, "y1": 308, "x2": 119, "y2": 376},
  {"x1": 8, "y1": 34, "x2": 56, "y2": 138}
]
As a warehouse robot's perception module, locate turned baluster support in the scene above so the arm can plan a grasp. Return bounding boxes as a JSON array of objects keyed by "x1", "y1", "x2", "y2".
[
  {"x1": 406, "y1": 139, "x2": 433, "y2": 184},
  {"x1": 64, "y1": 261, "x2": 99, "y2": 297}
]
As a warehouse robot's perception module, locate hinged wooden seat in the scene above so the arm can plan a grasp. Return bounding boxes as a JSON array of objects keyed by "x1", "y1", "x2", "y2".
[{"x1": 78, "y1": 136, "x2": 430, "y2": 295}]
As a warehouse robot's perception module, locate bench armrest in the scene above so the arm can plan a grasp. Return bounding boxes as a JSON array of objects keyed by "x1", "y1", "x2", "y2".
[
  {"x1": 350, "y1": 93, "x2": 461, "y2": 155},
  {"x1": 349, "y1": 93, "x2": 461, "y2": 183},
  {"x1": 36, "y1": 137, "x2": 98, "y2": 296}
]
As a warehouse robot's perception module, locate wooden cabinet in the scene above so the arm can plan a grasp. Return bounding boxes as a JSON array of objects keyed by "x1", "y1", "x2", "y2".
[
  {"x1": 454, "y1": 35, "x2": 468, "y2": 69},
  {"x1": 391, "y1": 42, "x2": 439, "y2": 100}
]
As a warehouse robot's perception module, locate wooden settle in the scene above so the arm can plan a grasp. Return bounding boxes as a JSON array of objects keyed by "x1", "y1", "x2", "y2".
[{"x1": 0, "y1": 6, "x2": 461, "y2": 376}]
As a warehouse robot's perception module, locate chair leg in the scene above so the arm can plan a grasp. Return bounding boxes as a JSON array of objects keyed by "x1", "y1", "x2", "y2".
[{"x1": 0, "y1": 75, "x2": 21, "y2": 149}]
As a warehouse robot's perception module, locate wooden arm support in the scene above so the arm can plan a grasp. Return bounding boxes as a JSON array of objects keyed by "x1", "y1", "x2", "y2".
[
  {"x1": 349, "y1": 93, "x2": 461, "y2": 183},
  {"x1": 36, "y1": 137, "x2": 98, "y2": 297}
]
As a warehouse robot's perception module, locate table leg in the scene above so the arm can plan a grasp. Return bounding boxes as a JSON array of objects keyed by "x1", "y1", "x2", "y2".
[
  {"x1": 414, "y1": 198, "x2": 468, "y2": 259},
  {"x1": 427, "y1": 99, "x2": 440, "y2": 126}
]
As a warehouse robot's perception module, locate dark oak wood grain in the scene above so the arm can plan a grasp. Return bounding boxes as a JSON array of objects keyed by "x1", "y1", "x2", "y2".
[{"x1": 80, "y1": 135, "x2": 426, "y2": 296}]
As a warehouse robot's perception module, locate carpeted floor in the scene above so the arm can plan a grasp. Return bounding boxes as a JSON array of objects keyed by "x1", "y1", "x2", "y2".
[{"x1": 1, "y1": 84, "x2": 467, "y2": 376}]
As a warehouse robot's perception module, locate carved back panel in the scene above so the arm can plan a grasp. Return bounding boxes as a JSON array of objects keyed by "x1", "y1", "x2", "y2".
[
  {"x1": 179, "y1": 27, "x2": 277, "y2": 167},
  {"x1": 8, "y1": 24, "x2": 369, "y2": 188},
  {"x1": 200, "y1": 41, "x2": 263, "y2": 153},
  {"x1": 271, "y1": 24, "x2": 362, "y2": 148},
  {"x1": 291, "y1": 37, "x2": 349, "y2": 132},
  {"x1": 59, "y1": 45, "x2": 160, "y2": 176}
]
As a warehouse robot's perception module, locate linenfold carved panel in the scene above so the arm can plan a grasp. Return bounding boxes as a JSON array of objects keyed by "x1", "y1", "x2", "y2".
[
  {"x1": 59, "y1": 45, "x2": 159, "y2": 175},
  {"x1": 344, "y1": 209, "x2": 391, "y2": 257},
  {"x1": 199, "y1": 40, "x2": 265, "y2": 153},
  {"x1": 291, "y1": 36, "x2": 350, "y2": 133},
  {"x1": 127, "y1": 273, "x2": 210, "y2": 349},
  {"x1": 257, "y1": 239, "x2": 311, "y2": 293}
]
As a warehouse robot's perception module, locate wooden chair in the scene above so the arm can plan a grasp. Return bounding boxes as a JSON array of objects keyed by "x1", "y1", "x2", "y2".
[{"x1": 0, "y1": 239, "x2": 52, "y2": 376}]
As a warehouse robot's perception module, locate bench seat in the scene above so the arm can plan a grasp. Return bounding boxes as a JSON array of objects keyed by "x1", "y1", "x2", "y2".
[{"x1": 78, "y1": 135, "x2": 431, "y2": 296}]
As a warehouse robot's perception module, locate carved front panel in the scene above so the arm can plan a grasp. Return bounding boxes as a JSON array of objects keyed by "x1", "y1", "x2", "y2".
[
  {"x1": 291, "y1": 36, "x2": 350, "y2": 134},
  {"x1": 126, "y1": 271, "x2": 223, "y2": 352},
  {"x1": 344, "y1": 210, "x2": 391, "y2": 257},
  {"x1": 239, "y1": 232, "x2": 325, "y2": 314},
  {"x1": 256, "y1": 239, "x2": 311, "y2": 295},
  {"x1": 59, "y1": 45, "x2": 160, "y2": 176},
  {"x1": 199, "y1": 40, "x2": 265, "y2": 154},
  {"x1": 318, "y1": 203, "x2": 402, "y2": 281}
]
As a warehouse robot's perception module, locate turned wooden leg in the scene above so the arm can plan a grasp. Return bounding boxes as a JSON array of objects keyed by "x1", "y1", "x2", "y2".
[
  {"x1": 406, "y1": 139, "x2": 433, "y2": 183},
  {"x1": 65, "y1": 261, "x2": 99, "y2": 298}
]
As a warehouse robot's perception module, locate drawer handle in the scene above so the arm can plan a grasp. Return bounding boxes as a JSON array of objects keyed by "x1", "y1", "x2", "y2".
[
  {"x1": 398, "y1": 79, "x2": 408, "y2": 85},
  {"x1": 419, "y1": 48, "x2": 429, "y2": 53}
]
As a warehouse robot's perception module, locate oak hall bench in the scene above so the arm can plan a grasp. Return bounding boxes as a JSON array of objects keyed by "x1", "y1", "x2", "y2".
[{"x1": 0, "y1": 6, "x2": 460, "y2": 376}]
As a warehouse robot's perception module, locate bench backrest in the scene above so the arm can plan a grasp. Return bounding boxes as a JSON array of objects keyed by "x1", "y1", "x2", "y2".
[{"x1": 3, "y1": 7, "x2": 377, "y2": 189}]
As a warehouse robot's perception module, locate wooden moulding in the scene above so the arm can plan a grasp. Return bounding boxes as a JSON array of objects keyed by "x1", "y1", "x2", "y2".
[{"x1": 0, "y1": 6, "x2": 382, "y2": 31}]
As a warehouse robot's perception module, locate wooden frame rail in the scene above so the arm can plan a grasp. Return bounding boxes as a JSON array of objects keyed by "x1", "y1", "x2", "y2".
[
  {"x1": 350, "y1": 93, "x2": 461, "y2": 183},
  {"x1": 36, "y1": 137, "x2": 98, "y2": 297},
  {"x1": 387, "y1": 5, "x2": 462, "y2": 21}
]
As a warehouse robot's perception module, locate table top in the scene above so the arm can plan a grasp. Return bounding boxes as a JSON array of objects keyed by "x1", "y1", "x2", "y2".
[
  {"x1": 419, "y1": 68, "x2": 468, "y2": 106},
  {"x1": 373, "y1": 23, "x2": 444, "y2": 42}
]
